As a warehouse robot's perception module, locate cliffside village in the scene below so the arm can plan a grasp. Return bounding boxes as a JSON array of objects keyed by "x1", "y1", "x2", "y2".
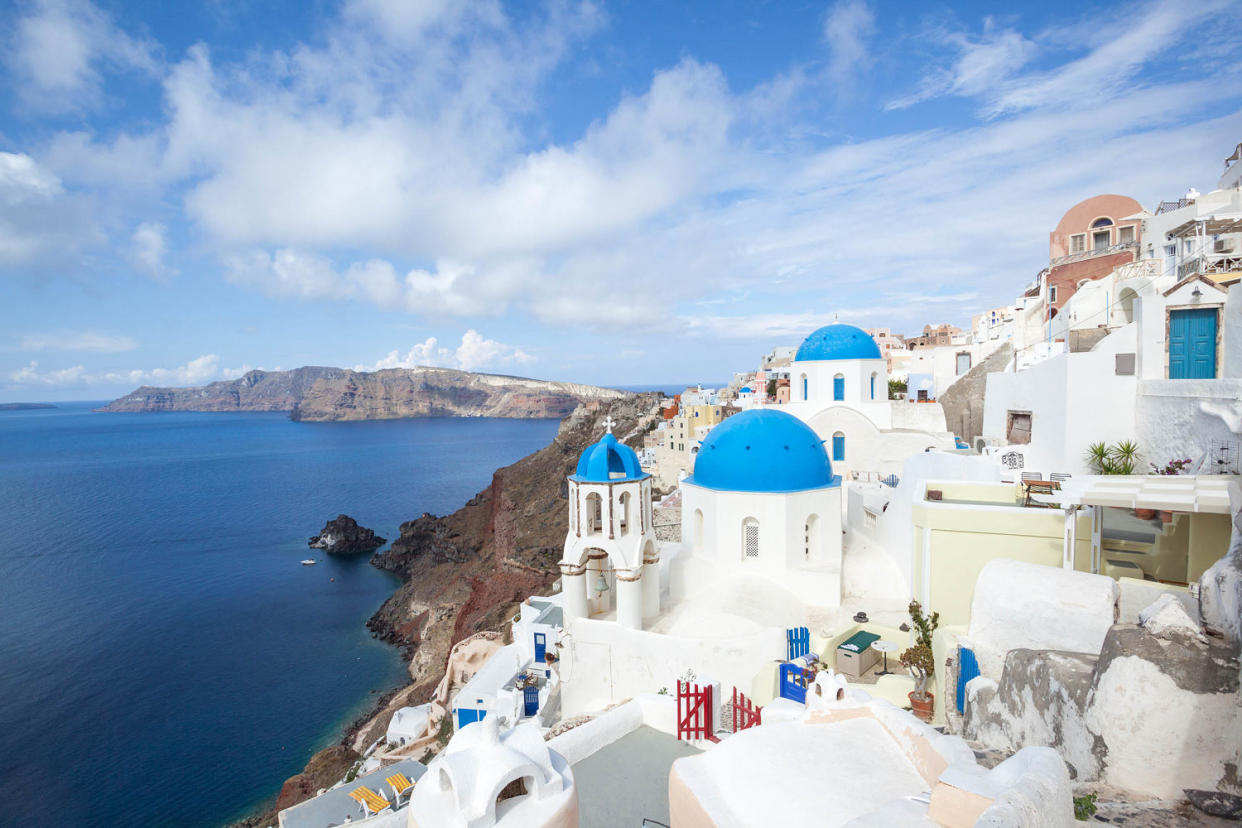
[{"x1": 275, "y1": 141, "x2": 1242, "y2": 827}]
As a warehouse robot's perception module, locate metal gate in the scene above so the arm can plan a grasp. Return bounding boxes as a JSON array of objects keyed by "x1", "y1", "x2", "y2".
[
  {"x1": 677, "y1": 681, "x2": 718, "y2": 742},
  {"x1": 956, "y1": 646, "x2": 980, "y2": 713}
]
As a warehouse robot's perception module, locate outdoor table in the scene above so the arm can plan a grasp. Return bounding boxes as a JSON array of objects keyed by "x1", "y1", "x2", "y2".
[
  {"x1": 1023, "y1": 479, "x2": 1060, "y2": 507},
  {"x1": 871, "y1": 640, "x2": 898, "y2": 676}
]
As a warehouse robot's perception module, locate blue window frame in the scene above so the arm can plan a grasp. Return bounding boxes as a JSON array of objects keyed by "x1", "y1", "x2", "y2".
[
  {"x1": 870, "y1": 374, "x2": 875, "y2": 400},
  {"x1": 833, "y1": 375, "x2": 844, "y2": 401},
  {"x1": 832, "y1": 434, "x2": 845, "y2": 461},
  {"x1": 802, "y1": 377, "x2": 808, "y2": 399}
]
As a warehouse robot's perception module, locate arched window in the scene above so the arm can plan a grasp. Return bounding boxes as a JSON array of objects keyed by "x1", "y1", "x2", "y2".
[
  {"x1": 693, "y1": 509, "x2": 704, "y2": 553},
  {"x1": 1118, "y1": 288, "x2": 1138, "y2": 324},
  {"x1": 800, "y1": 373, "x2": 808, "y2": 401},
  {"x1": 742, "y1": 517, "x2": 759, "y2": 560},
  {"x1": 869, "y1": 372, "x2": 877, "y2": 400},
  {"x1": 585, "y1": 492, "x2": 603, "y2": 535},
  {"x1": 618, "y1": 491, "x2": 631, "y2": 535},
  {"x1": 832, "y1": 431, "x2": 845, "y2": 462},
  {"x1": 805, "y1": 514, "x2": 819, "y2": 560},
  {"x1": 833, "y1": 373, "x2": 845, "y2": 401},
  {"x1": 1091, "y1": 217, "x2": 1114, "y2": 228}
]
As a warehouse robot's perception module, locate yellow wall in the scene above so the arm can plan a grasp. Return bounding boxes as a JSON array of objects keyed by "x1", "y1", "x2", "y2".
[
  {"x1": 913, "y1": 494, "x2": 1093, "y2": 628},
  {"x1": 1189, "y1": 512, "x2": 1232, "y2": 582}
]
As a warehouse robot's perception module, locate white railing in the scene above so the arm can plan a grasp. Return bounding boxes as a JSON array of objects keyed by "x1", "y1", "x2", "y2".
[
  {"x1": 1049, "y1": 241, "x2": 1138, "y2": 268},
  {"x1": 1113, "y1": 259, "x2": 1161, "y2": 281}
]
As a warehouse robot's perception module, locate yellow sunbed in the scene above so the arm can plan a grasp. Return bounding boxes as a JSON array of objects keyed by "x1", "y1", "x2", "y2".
[
  {"x1": 348, "y1": 785, "x2": 392, "y2": 816},
  {"x1": 387, "y1": 772, "x2": 415, "y2": 802}
]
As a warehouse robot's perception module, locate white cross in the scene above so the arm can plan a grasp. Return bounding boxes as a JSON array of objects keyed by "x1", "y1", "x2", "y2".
[{"x1": 602, "y1": 415, "x2": 617, "y2": 434}]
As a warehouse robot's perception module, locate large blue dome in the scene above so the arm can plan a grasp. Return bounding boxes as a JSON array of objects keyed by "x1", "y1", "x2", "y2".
[
  {"x1": 573, "y1": 432, "x2": 646, "y2": 482},
  {"x1": 686, "y1": 410, "x2": 838, "y2": 493},
  {"x1": 795, "y1": 324, "x2": 882, "y2": 361}
]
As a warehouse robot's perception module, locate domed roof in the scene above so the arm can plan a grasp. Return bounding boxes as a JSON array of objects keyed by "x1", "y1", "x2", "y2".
[
  {"x1": 573, "y1": 431, "x2": 645, "y2": 482},
  {"x1": 686, "y1": 409, "x2": 838, "y2": 493},
  {"x1": 795, "y1": 324, "x2": 882, "y2": 361}
]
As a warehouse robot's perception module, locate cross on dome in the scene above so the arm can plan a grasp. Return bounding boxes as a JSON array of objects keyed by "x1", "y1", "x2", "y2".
[{"x1": 603, "y1": 416, "x2": 617, "y2": 434}]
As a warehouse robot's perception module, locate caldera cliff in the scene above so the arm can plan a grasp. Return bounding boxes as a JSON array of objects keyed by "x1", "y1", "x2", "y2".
[{"x1": 98, "y1": 365, "x2": 627, "y2": 421}]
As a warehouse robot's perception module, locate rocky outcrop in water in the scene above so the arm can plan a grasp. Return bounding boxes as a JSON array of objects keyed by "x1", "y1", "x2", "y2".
[
  {"x1": 309, "y1": 515, "x2": 386, "y2": 555},
  {"x1": 98, "y1": 366, "x2": 627, "y2": 421}
]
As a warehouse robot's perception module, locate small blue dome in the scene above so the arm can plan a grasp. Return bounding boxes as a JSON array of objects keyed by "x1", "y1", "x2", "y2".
[
  {"x1": 795, "y1": 324, "x2": 882, "y2": 361},
  {"x1": 740, "y1": 386, "x2": 752, "y2": 393},
  {"x1": 686, "y1": 410, "x2": 838, "y2": 493},
  {"x1": 573, "y1": 433, "x2": 646, "y2": 482}
]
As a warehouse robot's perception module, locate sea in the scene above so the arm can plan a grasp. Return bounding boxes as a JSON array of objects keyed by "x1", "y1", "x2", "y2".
[{"x1": 0, "y1": 403, "x2": 560, "y2": 827}]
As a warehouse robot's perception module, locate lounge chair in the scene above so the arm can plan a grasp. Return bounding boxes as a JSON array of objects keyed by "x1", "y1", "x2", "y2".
[
  {"x1": 348, "y1": 785, "x2": 393, "y2": 817},
  {"x1": 1020, "y1": 471, "x2": 1043, "y2": 482},
  {"x1": 1050, "y1": 472, "x2": 1072, "y2": 482},
  {"x1": 387, "y1": 773, "x2": 415, "y2": 804}
]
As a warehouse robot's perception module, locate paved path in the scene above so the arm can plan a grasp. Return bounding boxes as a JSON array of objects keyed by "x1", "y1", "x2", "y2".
[{"x1": 572, "y1": 726, "x2": 701, "y2": 828}]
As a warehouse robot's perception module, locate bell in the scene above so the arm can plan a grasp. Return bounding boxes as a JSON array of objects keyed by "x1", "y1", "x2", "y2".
[{"x1": 595, "y1": 571, "x2": 610, "y2": 594}]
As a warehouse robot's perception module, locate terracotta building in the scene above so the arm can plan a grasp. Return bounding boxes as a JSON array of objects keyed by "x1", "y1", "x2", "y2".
[
  {"x1": 1044, "y1": 194, "x2": 1143, "y2": 316},
  {"x1": 905, "y1": 323, "x2": 964, "y2": 350}
]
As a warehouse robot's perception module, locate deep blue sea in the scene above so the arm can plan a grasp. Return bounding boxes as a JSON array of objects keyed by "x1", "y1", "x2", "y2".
[{"x1": 0, "y1": 403, "x2": 559, "y2": 828}]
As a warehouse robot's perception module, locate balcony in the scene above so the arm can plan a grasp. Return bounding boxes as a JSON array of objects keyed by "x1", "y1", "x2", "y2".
[
  {"x1": 1049, "y1": 240, "x2": 1138, "y2": 268},
  {"x1": 1177, "y1": 252, "x2": 1242, "y2": 280},
  {"x1": 1113, "y1": 259, "x2": 1162, "y2": 281}
]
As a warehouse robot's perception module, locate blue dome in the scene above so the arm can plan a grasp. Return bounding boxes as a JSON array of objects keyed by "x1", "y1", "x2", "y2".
[
  {"x1": 686, "y1": 410, "x2": 838, "y2": 493},
  {"x1": 573, "y1": 433, "x2": 646, "y2": 482},
  {"x1": 795, "y1": 324, "x2": 882, "y2": 361}
]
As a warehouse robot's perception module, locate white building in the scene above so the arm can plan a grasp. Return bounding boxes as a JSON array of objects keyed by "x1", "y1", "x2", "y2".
[
  {"x1": 559, "y1": 422, "x2": 659, "y2": 631},
  {"x1": 386, "y1": 704, "x2": 432, "y2": 748},
  {"x1": 777, "y1": 323, "x2": 957, "y2": 478},
  {"x1": 407, "y1": 719, "x2": 576, "y2": 828},
  {"x1": 678, "y1": 409, "x2": 843, "y2": 608}
]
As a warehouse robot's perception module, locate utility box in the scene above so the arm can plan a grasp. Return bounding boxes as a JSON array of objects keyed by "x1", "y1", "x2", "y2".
[{"x1": 836, "y1": 630, "x2": 881, "y2": 679}]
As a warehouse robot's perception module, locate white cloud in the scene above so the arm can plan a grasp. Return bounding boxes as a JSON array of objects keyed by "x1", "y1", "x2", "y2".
[
  {"x1": 822, "y1": 0, "x2": 875, "y2": 96},
  {"x1": 8, "y1": 354, "x2": 224, "y2": 387},
  {"x1": 7, "y1": 0, "x2": 158, "y2": 111},
  {"x1": 359, "y1": 330, "x2": 533, "y2": 373},
  {"x1": 128, "y1": 222, "x2": 174, "y2": 278},
  {"x1": 19, "y1": 331, "x2": 137, "y2": 352},
  {"x1": 0, "y1": 151, "x2": 100, "y2": 266}
]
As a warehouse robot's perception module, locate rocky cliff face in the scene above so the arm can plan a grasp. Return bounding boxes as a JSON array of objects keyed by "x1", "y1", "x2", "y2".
[
  {"x1": 233, "y1": 394, "x2": 662, "y2": 827},
  {"x1": 309, "y1": 515, "x2": 386, "y2": 555},
  {"x1": 98, "y1": 366, "x2": 627, "y2": 421}
]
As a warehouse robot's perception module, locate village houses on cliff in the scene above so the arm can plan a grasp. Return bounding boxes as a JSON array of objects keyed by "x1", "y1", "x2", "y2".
[{"x1": 276, "y1": 140, "x2": 1242, "y2": 828}]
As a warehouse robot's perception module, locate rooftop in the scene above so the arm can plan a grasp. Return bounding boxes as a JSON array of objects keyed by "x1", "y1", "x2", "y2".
[{"x1": 279, "y1": 758, "x2": 427, "y2": 828}]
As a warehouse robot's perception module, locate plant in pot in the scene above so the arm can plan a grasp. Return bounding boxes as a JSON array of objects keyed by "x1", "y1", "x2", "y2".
[{"x1": 900, "y1": 600, "x2": 939, "y2": 722}]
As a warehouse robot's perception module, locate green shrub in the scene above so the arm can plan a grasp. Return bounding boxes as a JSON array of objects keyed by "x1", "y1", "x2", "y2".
[{"x1": 1073, "y1": 793, "x2": 1097, "y2": 820}]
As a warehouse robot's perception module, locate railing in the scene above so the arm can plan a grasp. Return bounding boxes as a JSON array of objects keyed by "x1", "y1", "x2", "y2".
[
  {"x1": 1178, "y1": 253, "x2": 1242, "y2": 279},
  {"x1": 1113, "y1": 259, "x2": 1161, "y2": 281},
  {"x1": 1155, "y1": 198, "x2": 1193, "y2": 215},
  {"x1": 1049, "y1": 241, "x2": 1138, "y2": 268}
]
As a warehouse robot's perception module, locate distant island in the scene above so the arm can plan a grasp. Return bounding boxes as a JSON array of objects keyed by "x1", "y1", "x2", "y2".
[
  {"x1": 0, "y1": 402, "x2": 56, "y2": 410},
  {"x1": 96, "y1": 365, "x2": 628, "y2": 422}
]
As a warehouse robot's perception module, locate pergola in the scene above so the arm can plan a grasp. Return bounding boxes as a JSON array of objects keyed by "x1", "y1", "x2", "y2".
[{"x1": 1043, "y1": 475, "x2": 1232, "y2": 574}]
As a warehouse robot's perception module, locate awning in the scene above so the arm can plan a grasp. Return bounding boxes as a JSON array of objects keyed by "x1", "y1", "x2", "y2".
[{"x1": 1166, "y1": 213, "x2": 1242, "y2": 238}]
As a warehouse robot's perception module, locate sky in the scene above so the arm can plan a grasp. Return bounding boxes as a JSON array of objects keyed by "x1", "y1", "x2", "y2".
[{"x1": 2, "y1": 0, "x2": 1242, "y2": 401}]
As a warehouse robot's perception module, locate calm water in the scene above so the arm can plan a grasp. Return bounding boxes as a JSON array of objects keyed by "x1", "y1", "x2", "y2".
[{"x1": 0, "y1": 404, "x2": 559, "y2": 827}]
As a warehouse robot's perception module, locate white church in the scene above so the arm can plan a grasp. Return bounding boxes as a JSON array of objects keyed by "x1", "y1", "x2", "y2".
[
  {"x1": 558, "y1": 409, "x2": 847, "y2": 716},
  {"x1": 777, "y1": 323, "x2": 956, "y2": 479}
]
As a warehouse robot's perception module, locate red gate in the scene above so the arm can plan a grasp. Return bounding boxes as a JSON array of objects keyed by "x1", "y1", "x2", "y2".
[
  {"x1": 731, "y1": 687, "x2": 762, "y2": 732},
  {"x1": 677, "y1": 681, "x2": 719, "y2": 742}
]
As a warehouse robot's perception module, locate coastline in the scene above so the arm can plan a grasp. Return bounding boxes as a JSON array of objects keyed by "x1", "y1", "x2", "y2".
[{"x1": 227, "y1": 394, "x2": 660, "y2": 828}]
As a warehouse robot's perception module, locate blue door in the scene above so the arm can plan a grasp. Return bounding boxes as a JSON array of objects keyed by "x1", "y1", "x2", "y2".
[
  {"x1": 534, "y1": 632, "x2": 546, "y2": 664},
  {"x1": 1169, "y1": 308, "x2": 1217, "y2": 378},
  {"x1": 523, "y1": 685, "x2": 539, "y2": 717},
  {"x1": 786, "y1": 626, "x2": 809, "y2": 661},
  {"x1": 833, "y1": 376, "x2": 845, "y2": 400},
  {"x1": 956, "y1": 647, "x2": 980, "y2": 713},
  {"x1": 779, "y1": 663, "x2": 807, "y2": 704},
  {"x1": 832, "y1": 434, "x2": 845, "y2": 462},
  {"x1": 456, "y1": 708, "x2": 481, "y2": 729}
]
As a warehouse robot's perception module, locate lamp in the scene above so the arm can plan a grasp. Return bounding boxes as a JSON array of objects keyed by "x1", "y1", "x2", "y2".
[{"x1": 1191, "y1": 285, "x2": 1203, "y2": 301}]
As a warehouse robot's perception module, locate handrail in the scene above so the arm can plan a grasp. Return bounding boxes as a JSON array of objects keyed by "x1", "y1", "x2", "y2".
[{"x1": 1049, "y1": 241, "x2": 1138, "y2": 268}]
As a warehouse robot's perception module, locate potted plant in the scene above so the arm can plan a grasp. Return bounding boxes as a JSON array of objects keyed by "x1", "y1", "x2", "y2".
[
  {"x1": 1085, "y1": 440, "x2": 1142, "y2": 476},
  {"x1": 899, "y1": 600, "x2": 940, "y2": 722}
]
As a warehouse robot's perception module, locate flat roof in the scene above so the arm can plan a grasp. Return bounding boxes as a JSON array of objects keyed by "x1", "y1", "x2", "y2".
[{"x1": 279, "y1": 758, "x2": 426, "y2": 828}]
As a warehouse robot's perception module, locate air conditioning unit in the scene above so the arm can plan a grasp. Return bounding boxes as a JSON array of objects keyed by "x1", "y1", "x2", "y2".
[{"x1": 1215, "y1": 238, "x2": 1236, "y2": 253}]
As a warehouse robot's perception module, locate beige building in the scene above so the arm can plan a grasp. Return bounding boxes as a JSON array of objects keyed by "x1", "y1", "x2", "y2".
[
  {"x1": 653, "y1": 404, "x2": 732, "y2": 488},
  {"x1": 864, "y1": 327, "x2": 909, "y2": 373}
]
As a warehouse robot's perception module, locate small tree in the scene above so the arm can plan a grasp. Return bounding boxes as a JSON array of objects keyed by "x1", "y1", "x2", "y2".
[
  {"x1": 900, "y1": 600, "x2": 939, "y2": 700},
  {"x1": 888, "y1": 378, "x2": 907, "y2": 400},
  {"x1": 766, "y1": 378, "x2": 777, "y2": 399},
  {"x1": 1085, "y1": 440, "x2": 1142, "y2": 475}
]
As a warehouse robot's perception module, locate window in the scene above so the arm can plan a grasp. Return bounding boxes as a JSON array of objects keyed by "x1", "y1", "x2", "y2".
[
  {"x1": 1118, "y1": 225, "x2": 1135, "y2": 244},
  {"x1": 801, "y1": 374, "x2": 808, "y2": 401},
  {"x1": 870, "y1": 372, "x2": 877, "y2": 400},
  {"x1": 742, "y1": 518, "x2": 759, "y2": 559},
  {"x1": 1091, "y1": 217, "x2": 1114, "y2": 228},
  {"x1": 1070, "y1": 234, "x2": 1086, "y2": 253},
  {"x1": 1093, "y1": 229, "x2": 1111, "y2": 250},
  {"x1": 832, "y1": 431, "x2": 845, "y2": 461},
  {"x1": 585, "y1": 493, "x2": 603, "y2": 534},
  {"x1": 618, "y1": 491, "x2": 630, "y2": 535},
  {"x1": 1006, "y1": 411, "x2": 1032, "y2": 445},
  {"x1": 955, "y1": 352, "x2": 971, "y2": 375},
  {"x1": 804, "y1": 515, "x2": 819, "y2": 561},
  {"x1": 693, "y1": 509, "x2": 704, "y2": 552},
  {"x1": 833, "y1": 373, "x2": 845, "y2": 401},
  {"x1": 1049, "y1": 285, "x2": 1058, "y2": 303}
]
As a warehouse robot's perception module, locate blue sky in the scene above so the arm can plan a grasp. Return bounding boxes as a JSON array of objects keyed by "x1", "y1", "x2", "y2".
[{"x1": 2, "y1": 0, "x2": 1241, "y2": 401}]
